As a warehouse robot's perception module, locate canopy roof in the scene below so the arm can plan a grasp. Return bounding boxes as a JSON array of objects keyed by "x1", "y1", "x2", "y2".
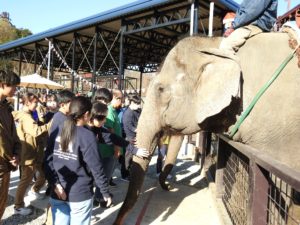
[{"x1": 0, "y1": 0, "x2": 238, "y2": 76}]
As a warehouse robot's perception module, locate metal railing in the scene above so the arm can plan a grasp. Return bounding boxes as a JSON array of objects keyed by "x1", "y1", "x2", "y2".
[{"x1": 213, "y1": 135, "x2": 300, "y2": 225}]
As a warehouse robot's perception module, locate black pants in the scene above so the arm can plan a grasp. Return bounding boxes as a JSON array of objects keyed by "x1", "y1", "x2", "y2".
[{"x1": 119, "y1": 155, "x2": 130, "y2": 178}]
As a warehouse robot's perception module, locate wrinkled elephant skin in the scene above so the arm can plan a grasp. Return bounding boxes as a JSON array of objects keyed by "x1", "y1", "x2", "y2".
[{"x1": 113, "y1": 33, "x2": 300, "y2": 224}]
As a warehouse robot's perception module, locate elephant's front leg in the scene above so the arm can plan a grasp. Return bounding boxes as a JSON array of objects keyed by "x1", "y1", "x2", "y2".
[{"x1": 159, "y1": 135, "x2": 184, "y2": 190}]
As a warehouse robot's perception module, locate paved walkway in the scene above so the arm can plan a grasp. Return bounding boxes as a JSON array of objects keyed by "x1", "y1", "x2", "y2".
[{"x1": 3, "y1": 154, "x2": 223, "y2": 225}]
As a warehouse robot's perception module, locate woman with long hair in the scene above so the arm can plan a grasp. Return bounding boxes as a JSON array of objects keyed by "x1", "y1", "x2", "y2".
[{"x1": 46, "y1": 96, "x2": 111, "y2": 225}]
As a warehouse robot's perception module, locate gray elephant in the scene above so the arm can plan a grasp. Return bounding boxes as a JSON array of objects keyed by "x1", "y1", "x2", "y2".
[{"x1": 113, "y1": 33, "x2": 300, "y2": 225}]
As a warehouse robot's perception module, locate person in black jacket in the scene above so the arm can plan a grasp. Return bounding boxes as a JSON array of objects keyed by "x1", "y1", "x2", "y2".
[
  {"x1": 87, "y1": 102, "x2": 148, "y2": 206},
  {"x1": 122, "y1": 94, "x2": 141, "y2": 172},
  {"x1": 45, "y1": 96, "x2": 112, "y2": 225},
  {"x1": 122, "y1": 95, "x2": 141, "y2": 141}
]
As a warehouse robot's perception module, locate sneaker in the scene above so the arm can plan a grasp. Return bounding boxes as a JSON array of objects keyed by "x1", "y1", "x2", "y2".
[
  {"x1": 14, "y1": 207, "x2": 32, "y2": 216},
  {"x1": 109, "y1": 179, "x2": 117, "y2": 187},
  {"x1": 121, "y1": 177, "x2": 130, "y2": 182},
  {"x1": 99, "y1": 200, "x2": 108, "y2": 208},
  {"x1": 93, "y1": 199, "x2": 100, "y2": 207},
  {"x1": 28, "y1": 190, "x2": 44, "y2": 200}
]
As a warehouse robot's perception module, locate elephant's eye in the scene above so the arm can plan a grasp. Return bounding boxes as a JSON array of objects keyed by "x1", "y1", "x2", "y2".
[{"x1": 156, "y1": 83, "x2": 164, "y2": 92}]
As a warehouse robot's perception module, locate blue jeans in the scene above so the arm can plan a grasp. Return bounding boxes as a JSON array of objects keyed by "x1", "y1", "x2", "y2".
[
  {"x1": 50, "y1": 198, "x2": 93, "y2": 225},
  {"x1": 95, "y1": 156, "x2": 115, "y2": 200}
]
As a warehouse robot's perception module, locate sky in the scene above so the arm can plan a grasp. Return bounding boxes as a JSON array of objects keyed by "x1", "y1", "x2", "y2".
[{"x1": 1, "y1": 0, "x2": 299, "y2": 34}]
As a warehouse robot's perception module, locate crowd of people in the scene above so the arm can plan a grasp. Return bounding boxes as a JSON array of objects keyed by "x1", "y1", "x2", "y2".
[{"x1": 0, "y1": 70, "x2": 149, "y2": 225}]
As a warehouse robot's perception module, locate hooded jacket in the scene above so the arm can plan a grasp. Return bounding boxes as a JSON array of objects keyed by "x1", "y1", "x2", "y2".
[
  {"x1": 13, "y1": 110, "x2": 49, "y2": 165},
  {"x1": 0, "y1": 100, "x2": 21, "y2": 176}
]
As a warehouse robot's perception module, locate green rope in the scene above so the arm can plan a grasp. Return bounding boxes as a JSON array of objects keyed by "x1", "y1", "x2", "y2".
[{"x1": 229, "y1": 48, "x2": 297, "y2": 138}]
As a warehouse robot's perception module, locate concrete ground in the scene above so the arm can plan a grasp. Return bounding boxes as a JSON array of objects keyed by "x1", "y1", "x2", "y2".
[{"x1": 2, "y1": 153, "x2": 223, "y2": 225}]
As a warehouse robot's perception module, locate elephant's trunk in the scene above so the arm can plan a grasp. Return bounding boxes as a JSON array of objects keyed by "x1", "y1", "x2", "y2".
[
  {"x1": 113, "y1": 143, "x2": 158, "y2": 225},
  {"x1": 113, "y1": 83, "x2": 161, "y2": 224},
  {"x1": 113, "y1": 155, "x2": 153, "y2": 225}
]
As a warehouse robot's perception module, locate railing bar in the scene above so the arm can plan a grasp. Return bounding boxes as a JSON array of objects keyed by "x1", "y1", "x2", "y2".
[{"x1": 219, "y1": 135, "x2": 300, "y2": 191}]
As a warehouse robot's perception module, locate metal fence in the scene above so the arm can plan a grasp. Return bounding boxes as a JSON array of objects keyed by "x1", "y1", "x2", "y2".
[
  {"x1": 222, "y1": 148, "x2": 249, "y2": 225},
  {"x1": 213, "y1": 135, "x2": 300, "y2": 225}
]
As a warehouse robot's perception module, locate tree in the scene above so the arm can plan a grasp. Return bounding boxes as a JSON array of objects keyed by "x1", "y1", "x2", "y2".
[
  {"x1": 0, "y1": 17, "x2": 32, "y2": 44},
  {"x1": 0, "y1": 15, "x2": 32, "y2": 71},
  {"x1": 16, "y1": 28, "x2": 32, "y2": 38},
  {"x1": 0, "y1": 19, "x2": 18, "y2": 44}
]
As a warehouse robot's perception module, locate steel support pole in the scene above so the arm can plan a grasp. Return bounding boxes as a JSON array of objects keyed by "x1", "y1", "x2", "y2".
[
  {"x1": 50, "y1": 40, "x2": 54, "y2": 81},
  {"x1": 18, "y1": 48, "x2": 22, "y2": 77},
  {"x1": 193, "y1": 0, "x2": 199, "y2": 35},
  {"x1": 47, "y1": 40, "x2": 51, "y2": 80},
  {"x1": 71, "y1": 33, "x2": 77, "y2": 93},
  {"x1": 208, "y1": 2, "x2": 214, "y2": 37},
  {"x1": 139, "y1": 67, "x2": 143, "y2": 97},
  {"x1": 190, "y1": 0, "x2": 199, "y2": 36},
  {"x1": 93, "y1": 28, "x2": 99, "y2": 94},
  {"x1": 118, "y1": 26, "x2": 125, "y2": 90},
  {"x1": 17, "y1": 48, "x2": 23, "y2": 110},
  {"x1": 190, "y1": 2, "x2": 195, "y2": 36},
  {"x1": 34, "y1": 43, "x2": 38, "y2": 73}
]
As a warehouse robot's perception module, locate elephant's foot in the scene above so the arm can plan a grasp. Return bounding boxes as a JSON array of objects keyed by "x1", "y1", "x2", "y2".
[
  {"x1": 159, "y1": 175, "x2": 171, "y2": 190},
  {"x1": 159, "y1": 164, "x2": 174, "y2": 191}
]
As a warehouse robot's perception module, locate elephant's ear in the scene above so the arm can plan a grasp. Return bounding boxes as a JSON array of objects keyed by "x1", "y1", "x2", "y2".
[{"x1": 195, "y1": 48, "x2": 242, "y2": 125}]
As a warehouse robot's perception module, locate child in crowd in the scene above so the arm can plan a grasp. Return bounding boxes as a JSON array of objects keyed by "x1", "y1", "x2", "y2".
[
  {"x1": 87, "y1": 102, "x2": 111, "y2": 207},
  {"x1": 87, "y1": 102, "x2": 148, "y2": 207},
  {"x1": 92, "y1": 88, "x2": 119, "y2": 187},
  {"x1": 46, "y1": 96, "x2": 112, "y2": 225},
  {"x1": 13, "y1": 93, "x2": 50, "y2": 215},
  {"x1": 43, "y1": 89, "x2": 74, "y2": 225},
  {"x1": 122, "y1": 94, "x2": 141, "y2": 173},
  {"x1": 35, "y1": 92, "x2": 47, "y2": 123},
  {"x1": 0, "y1": 70, "x2": 21, "y2": 220},
  {"x1": 43, "y1": 94, "x2": 58, "y2": 123}
]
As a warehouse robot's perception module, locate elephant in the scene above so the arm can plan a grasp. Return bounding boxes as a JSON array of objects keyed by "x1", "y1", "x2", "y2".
[{"x1": 113, "y1": 32, "x2": 300, "y2": 225}]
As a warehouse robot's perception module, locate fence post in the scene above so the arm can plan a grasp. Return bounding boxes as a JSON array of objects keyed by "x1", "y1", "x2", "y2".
[
  {"x1": 215, "y1": 138, "x2": 226, "y2": 198},
  {"x1": 248, "y1": 161, "x2": 269, "y2": 225}
]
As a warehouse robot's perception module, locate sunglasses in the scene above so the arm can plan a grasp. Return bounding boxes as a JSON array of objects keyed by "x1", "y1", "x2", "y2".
[{"x1": 93, "y1": 115, "x2": 106, "y2": 121}]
